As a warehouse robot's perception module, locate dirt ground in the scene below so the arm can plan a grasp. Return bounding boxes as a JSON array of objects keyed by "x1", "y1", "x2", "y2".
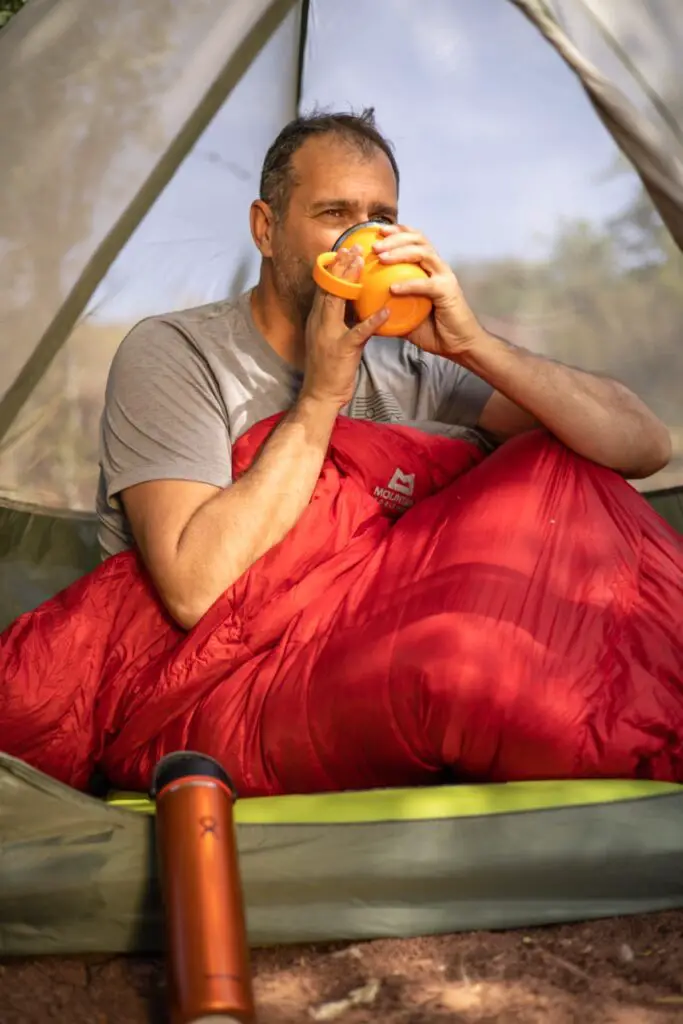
[{"x1": 2, "y1": 911, "x2": 683, "y2": 1023}]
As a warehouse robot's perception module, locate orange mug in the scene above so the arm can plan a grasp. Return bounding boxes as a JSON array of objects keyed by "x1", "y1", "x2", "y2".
[{"x1": 312, "y1": 220, "x2": 432, "y2": 337}]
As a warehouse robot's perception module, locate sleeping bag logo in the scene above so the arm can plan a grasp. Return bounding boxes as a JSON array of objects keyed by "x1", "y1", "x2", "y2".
[{"x1": 374, "y1": 468, "x2": 415, "y2": 515}]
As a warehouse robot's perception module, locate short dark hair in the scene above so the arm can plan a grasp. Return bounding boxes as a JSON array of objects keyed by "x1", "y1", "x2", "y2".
[{"x1": 259, "y1": 107, "x2": 400, "y2": 219}]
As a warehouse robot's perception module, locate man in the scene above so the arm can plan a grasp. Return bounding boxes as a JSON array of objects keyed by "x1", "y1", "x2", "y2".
[{"x1": 97, "y1": 108, "x2": 671, "y2": 630}]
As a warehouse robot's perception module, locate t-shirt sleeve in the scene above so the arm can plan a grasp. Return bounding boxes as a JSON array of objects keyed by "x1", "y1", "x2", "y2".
[
  {"x1": 100, "y1": 316, "x2": 232, "y2": 503},
  {"x1": 428, "y1": 351, "x2": 494, "y2": 427}
]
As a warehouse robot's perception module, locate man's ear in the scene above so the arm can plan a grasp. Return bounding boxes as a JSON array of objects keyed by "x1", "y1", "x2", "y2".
[{"x1": 250, "y1": 199, "x2": 275, "y2": 258}]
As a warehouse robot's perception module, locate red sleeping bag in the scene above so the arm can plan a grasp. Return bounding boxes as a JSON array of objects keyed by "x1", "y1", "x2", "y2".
[{"x1": 1, "y1": 415, "x2": 682, "y2": 795}]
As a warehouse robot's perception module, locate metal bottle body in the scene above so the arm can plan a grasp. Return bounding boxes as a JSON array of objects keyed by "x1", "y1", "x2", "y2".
[{"x1": 153, "y1": 755, "x2": 255, "y2": 1024}]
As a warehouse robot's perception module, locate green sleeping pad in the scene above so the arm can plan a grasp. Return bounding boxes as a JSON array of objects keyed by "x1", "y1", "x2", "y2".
[{"x1": 2, "y1": 753, "x2": 683, "y2": 956}]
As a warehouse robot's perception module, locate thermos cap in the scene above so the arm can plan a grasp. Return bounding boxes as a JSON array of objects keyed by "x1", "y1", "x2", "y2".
[{"x1": 150, "y1": 751, "x2": 237, "y2": 801}]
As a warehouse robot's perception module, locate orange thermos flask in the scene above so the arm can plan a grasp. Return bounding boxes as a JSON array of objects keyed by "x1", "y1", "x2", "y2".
[{"x1": 151, "y1": 751, "x2": 255, "y2": 1024}]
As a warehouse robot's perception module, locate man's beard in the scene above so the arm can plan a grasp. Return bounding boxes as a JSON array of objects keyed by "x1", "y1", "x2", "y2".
[
  {"x1": 271, "y1": 246, "x2": 317, "y2": 327},
  {"x1": 271, "y1": 252, "x2": 357, "y2": 330}
]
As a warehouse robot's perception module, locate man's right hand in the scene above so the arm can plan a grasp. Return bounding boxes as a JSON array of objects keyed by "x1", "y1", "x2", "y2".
[
  {"x1": 120, "y1": 251, "x2": 389, "y2": 631},
  {"x1": 301, "y1": 246, "x2": 389, "y2": 409}
]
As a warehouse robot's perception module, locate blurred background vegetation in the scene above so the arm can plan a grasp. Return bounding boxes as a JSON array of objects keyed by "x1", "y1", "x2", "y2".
[{"x1": 458, "y1": 168, "x2": 683, "y2": 432}]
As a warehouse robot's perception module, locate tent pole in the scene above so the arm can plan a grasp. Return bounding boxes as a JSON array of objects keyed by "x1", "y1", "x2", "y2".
[
  {"x1": 0, "y1": 0, "x2": 298, "y2": 447},
  {"x1": 295, "y1": 0, "x2": 311, "y2": 112}
]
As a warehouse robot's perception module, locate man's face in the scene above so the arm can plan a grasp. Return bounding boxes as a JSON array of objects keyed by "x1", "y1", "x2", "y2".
[{"x1": 269, "y1": 134, "x2": 399, "y2": 322}]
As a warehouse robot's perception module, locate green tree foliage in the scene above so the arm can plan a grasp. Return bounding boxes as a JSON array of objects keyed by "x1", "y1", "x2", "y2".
[{"x1": 0, "y1": 0, "x2": 27, "y2": 30}]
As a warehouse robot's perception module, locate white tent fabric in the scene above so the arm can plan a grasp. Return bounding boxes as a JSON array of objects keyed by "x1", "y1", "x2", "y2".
[{"x1": 0, "y1": 0, "x2": 682, "y2": 516}]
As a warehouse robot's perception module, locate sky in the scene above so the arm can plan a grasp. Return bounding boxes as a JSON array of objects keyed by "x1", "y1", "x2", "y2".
[{"x1": 88, "y1": 0, "x2": 642, "y2": 324}]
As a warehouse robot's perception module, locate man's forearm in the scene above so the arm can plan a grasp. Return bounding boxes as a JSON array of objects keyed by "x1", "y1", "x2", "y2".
[
  {"x1": 459, "y1": 330, "x2": 671, "y2": 478},
  {"x1": 173, "y1": 395, "x2": 338, "y2": 626}
]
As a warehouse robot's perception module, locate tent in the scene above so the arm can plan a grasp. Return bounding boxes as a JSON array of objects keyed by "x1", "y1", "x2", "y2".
[{"x1": 1, "y1": 0, "x2": 682, "y2": 956}]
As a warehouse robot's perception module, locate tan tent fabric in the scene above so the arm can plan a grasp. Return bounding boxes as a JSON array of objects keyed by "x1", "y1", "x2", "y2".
[
  {"x1": 508, "y1": 0, "x2": 683, "y2": 492},
  {"x1": 513, "y1": 1, "x2": 683, "y2": 251}
]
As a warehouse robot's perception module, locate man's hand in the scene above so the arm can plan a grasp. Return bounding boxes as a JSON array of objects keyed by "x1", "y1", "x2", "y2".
[
  {"x1": 302, "y1": 246, "x2": 390, "y2": 408},
  {"x1": 120, "y1": 251, "x2": 390, "y2": 631},
  {"x1": 372, "y1": 223, "x2": 480, "y2": 358},
  {"x1": 372, "y1": 222, "x2": 671, "y2": 479}
]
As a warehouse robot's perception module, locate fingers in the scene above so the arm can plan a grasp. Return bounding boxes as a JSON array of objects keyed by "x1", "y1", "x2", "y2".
[
  {"x1": 377, "y1": 243, "x2": 443, "y2": 273},
  {"x1": 376, "y1": 223, "x2": 403, "y2": 236},
  {"x1": 331, "y1": 245, "x2": 364, "y2": 281},
  {"x1": 374, "y1": 229, "x2": 421, "y2": 249},
  {"x1": 373, "y1": 230, "x2": 448, "y2": 274},
  {"x1": 389, "y1": 275, "x2": 438, "y2": 297},
  {"x1": 312, "y1": 245, "x2": 363, "y2": 325},
  {"x1": 374, "y1": 224, "x2": 419, "y2": 245},
  {"x1": 349, "y1": 305, "x2": 390, "y2": 345},
  {"x1": 390, "y1": 264, "x2": 463, "y2": 297}
]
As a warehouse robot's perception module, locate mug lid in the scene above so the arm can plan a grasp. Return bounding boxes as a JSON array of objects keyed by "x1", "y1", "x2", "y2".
[{"x1": 332, "y1": 219, "x2": 392, "y2": 252}]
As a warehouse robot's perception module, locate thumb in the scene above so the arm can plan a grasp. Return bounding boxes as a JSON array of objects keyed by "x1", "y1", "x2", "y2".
[{"x1": 348, "y1": 305, "x2": 390, "y2": 347}]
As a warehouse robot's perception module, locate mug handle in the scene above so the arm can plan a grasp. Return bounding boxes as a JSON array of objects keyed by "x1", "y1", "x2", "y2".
[{"x1": 313, "y1": 252, "x2": 363, "y2": 300}]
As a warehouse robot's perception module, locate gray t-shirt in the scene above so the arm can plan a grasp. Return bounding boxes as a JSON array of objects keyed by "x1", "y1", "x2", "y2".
[{"x1": 96, "y1": 291, "x2": 493, "y2": 557}]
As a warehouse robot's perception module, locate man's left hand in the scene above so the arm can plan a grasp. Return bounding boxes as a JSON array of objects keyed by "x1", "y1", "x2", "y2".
[
  {"x1": 372, "y1": 224, "x2": 671, "y2": 478},
  {"x1": 372, "y1": 223, "x2": 481, "y2": 359}
]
